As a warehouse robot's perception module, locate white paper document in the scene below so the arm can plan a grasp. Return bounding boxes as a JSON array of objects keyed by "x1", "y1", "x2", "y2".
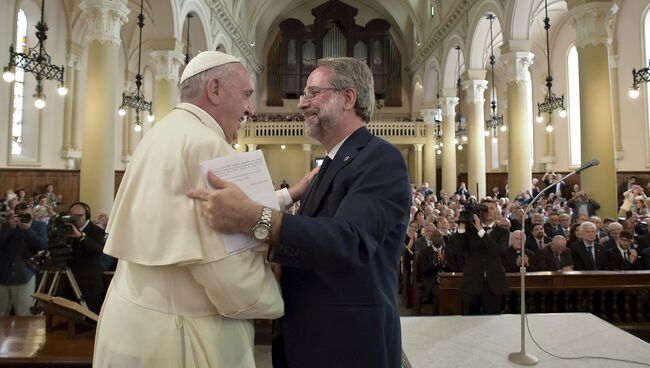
[{"x1": 200, "y1": 150, "x2": 278, "y2": 255}]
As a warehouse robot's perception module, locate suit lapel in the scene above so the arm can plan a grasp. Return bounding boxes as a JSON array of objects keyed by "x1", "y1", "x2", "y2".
[{"x1": 302, "y1": 127, "x2": 372, "y2": 216}]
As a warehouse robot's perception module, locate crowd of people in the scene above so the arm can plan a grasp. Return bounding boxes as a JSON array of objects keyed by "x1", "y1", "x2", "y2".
[
  {"x1": 404, "y1": 177, "x2": 650, "y2": 315},
  {"x1": 0, "y1": 184, "x2": 111, "y2": 317}
]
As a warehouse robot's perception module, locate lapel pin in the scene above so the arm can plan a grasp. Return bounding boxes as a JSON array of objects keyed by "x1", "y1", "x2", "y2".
[{"x1": 343, "y1": 156, "x2": 349, "y2": 161}]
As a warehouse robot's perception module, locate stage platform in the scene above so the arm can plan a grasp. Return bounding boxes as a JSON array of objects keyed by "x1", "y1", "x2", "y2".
[{"x1": 401, "y1": 313, "x2": 650, "y2": 368}]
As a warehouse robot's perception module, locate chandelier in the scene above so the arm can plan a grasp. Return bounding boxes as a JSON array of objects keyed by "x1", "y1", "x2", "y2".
[
  {"x1": 484, "y1": 14, "x2": 505, "y2": 143},
  {"x1": 184, "y1": 13, "x2": 194, "y2": 64},
  {"x1": 535, "y1": 0, "x2": 566, "y2": 132},
  {"x1": 118, "y1": 0, "x2": 153, "y2": 132},
  {"x1": 3, "y1": 0, "x2": 67, "y2": 109}
]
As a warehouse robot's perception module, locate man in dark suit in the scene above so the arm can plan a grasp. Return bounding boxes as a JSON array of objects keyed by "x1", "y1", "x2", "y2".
[
  {"x1": 417, "y1": 230, "x2": 447, "y2": 314},
  {"x1": 552, "y1": 213, "x2": 571, "y2": 238},
  {"x1": 64, "y1": 202, "x2": 106, "y2": 314},
  {"x1": 456, "y1": 198, "x2": 509, "y2": 315},
  {"x1": 501, "y1": 230, "x2": 536, "y2": 273},
  {"x1": 634, "y1": 222, "x2": 650, "y2": 253},
  {"x1": 536, "y1": 235, "x2": 573, "y2": 271},
  {"x1": 544, "y1": 212, "x2": 560, "y2": 238},
  {"x1": 189, "y1": 58, "x2": 410, "y2": 368},
  {"x1": 525, "y1": 223, "x2": 550, "y2": 254},
  {"x1": 606, "y1": 230, "x2": 641, "y2": 270},
  {"x1": 414, "y1": 223, "x2": 435, "y2": 255},
  {"x1": 570, "y1": 221, "x2": 607, "y2": 270},
  {"x1": 567, "y1": 192, "x2": 600, "y2": 224}
]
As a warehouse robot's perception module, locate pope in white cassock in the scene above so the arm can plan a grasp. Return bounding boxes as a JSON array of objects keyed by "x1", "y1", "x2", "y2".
[{"x1": 93, "y1": 52, "x2": 308, "y2": 367}]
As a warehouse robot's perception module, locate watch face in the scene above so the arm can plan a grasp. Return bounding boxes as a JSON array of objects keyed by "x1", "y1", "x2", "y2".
[{"x1": 254, "y1": 224, "x2": 270, "y2": 240}]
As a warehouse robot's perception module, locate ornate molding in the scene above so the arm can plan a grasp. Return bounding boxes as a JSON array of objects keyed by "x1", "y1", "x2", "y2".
[
  {"x1": 414, "y1": 143, "x2": 424, "y2": 152},
  {"x1": 210, "y1": 1, "x2": 261, "y2": 74},
  {"x1": 150, "y1": 50, "x2": 184, "y2": 82},
  {"x1": 302, "y1": 144, "x2": 312, "y2": 151},
  {"x1": 502, "y1": 51, "x2": 534, "y2": 84},
  {"x1": 80, "y1": 0, "x2": 129, "y2": 48},
  {"x1": 438, "y1": 96, "x2": 459, "y2": 117},
  {"x1": 461, "y1": 80, "x2": 488, "y2": 104},
  {"x1": 569, "y1": 3, "x2": 613, "y2": 49},
  {"x1": 407, "y1": 0, "x2": 472, "y2": 76},
  {"x1": 420, "y1": 108, "x2": 437, "y2": 124}
]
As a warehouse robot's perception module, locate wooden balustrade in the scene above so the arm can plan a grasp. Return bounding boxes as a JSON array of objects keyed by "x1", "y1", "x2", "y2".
[{"x1": 430, "y1": 271, "x2": 650, "y2": 341}]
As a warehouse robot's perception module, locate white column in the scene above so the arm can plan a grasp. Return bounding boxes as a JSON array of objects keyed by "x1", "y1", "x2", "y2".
[
  {"x1": 439, "y1": 90, "x2": 459, "y2": 195},
  {"x1": 61, "y1": 43, "x2": 84, "y2": 169},
  {"x1": 151, "y1": 48, "x2": 184, "y2": 120},
  {"x1": 247, "y1": 144, "x2": 257, "y2": 152},
  {"x1": 569, "y1": 0, "x2": 618, "y2": 217},
  {"x1": 413, "y1": 143, "x2": 424, "y2": 186},
  {"x1": 502, "y1": 42, "x2": 534, "y2": 201},
  {"x1": 462, "y1": 71, "x2": 488, "y2": 199},
  {"x1": 420, "y1": 108, "x2": 437, "y2": 190},
  {"x1": 79, "y1": 0, "x2": 129, "y2": 214}
]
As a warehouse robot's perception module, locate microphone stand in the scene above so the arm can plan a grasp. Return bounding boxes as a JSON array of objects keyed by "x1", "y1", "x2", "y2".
[{"x1": 508, "y1": 170, "x2": 578, "y2": 365}]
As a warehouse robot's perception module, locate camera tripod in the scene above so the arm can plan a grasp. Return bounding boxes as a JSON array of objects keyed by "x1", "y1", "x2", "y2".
[{"x1": 31, "y1": 266, "x2": 88, "y2": 312}]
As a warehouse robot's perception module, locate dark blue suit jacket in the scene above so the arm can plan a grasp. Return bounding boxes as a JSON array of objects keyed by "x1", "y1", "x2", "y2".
[{"x1": 271, "y1": 127, "x2": 410, "y2": 368}]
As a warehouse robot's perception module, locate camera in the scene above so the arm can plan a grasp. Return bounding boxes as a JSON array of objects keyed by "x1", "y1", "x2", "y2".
[
  {"x1": 26, "y1": 215, "x2": 78, "y2": 271},
  {"x1": 458, "y1": 198, "x2": 488, "y2": 224},
  {"x1": 16, "y1": 213, "x2": 32, "y2": 223}
]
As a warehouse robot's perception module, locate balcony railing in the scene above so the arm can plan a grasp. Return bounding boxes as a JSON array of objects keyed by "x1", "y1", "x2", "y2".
[{"x1": 238, "y1": 121, "x2": 429, "y2": 144}]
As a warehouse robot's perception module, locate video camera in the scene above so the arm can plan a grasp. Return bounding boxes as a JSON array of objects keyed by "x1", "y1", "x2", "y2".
[
  {"x1": 27, "y1": 214, "x2": 81, "y2": 271},
  {"x1": 458, "y1": 198, "x2": 488, "y2": 225}
]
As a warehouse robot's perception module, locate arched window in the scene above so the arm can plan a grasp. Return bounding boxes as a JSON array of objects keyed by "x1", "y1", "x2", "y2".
[
  {"x1": 11, "y1": 9, "x2": 28, "y2": 155},
  {"x1": 567, "y1": 45, "x2": 581, "y2": 166}
]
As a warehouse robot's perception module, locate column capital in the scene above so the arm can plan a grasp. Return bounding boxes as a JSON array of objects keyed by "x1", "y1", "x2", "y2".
[
  {"x1": 568, "y1": 2, "x2": 613, "y2": 49},
  {"x1": 461, "y1": 79, "x2": 488, "y2": 104},
  {"x1": 502, "y1": 51, "x2": 534, "y2": 84},
  {"x1": 247, "y1": 144, "x2": 257, "y2": 151},
  {"x1": 150, "y1": 50, "x2": 185, "y2": 82},
  {"x1": 438, "y1": 96, "x2": 458, "y2": 117},
  {"x1": 80, "y1": 0, "x2": 129, "y2": 48},
  {"x1": 66, "y1": 42, "x2": 84, "y2": 69},
  {"x1": 609, "y1": 54, "x2": 618, "y2": 69},
  {"x1": 414, "y1": 143, "x2": 424, "y2": 152},
  {"x1": 302, "y1": 143, "x2": 312, "y2": 151},
  {"x1": 420, "y1": 108, "x2": 438, "y2": 124}
]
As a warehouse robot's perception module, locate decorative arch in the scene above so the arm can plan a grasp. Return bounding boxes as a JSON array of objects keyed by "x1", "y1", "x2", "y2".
[
  {"x1": 466, "y1": 1, "x2": 504, "y2": 70},
  {"x1": 441, "y1": 34, "x2": 465, "y2": 89},
  {"x1": 411, "y1": 74, "x2": 424, "y2": 112},
  {"x1": 423, "y1": 57, "x2": 441, "y2": 102},
  {"x1": 213, "y1": 33, "x2": 232, "y2": 54},
  {"x1": 177, "y1": 0, "x2": 211, "y2": 50}
]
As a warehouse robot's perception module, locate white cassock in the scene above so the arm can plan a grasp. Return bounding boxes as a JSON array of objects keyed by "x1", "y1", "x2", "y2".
[{"x1": 93, "y1": 102, "x2": 286, "y2": 368}]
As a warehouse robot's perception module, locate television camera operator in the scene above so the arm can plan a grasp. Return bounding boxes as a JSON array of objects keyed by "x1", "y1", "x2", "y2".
[
  {"x1": 0, "y1": 203, "x2": 47, "y2": 316},
  {"x1": 61, "y1": 202, "x2": 106, "y2": 314},
  {"x1": 455, "y1": 197, "x2": 509, "y2": 315}
]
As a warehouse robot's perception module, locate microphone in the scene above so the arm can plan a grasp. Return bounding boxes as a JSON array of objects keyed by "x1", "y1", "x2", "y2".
[{"x1": 575, "y1": 159, "x2": 599, "y2": 173}]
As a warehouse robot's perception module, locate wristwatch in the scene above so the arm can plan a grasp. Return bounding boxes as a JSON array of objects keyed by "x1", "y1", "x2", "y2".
[{"x1": 252, "y1": 206, "x2": 273, "y2": 241}]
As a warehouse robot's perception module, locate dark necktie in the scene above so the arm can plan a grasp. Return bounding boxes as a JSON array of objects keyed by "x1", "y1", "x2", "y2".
[
  {"x1": 586, "y1": 246, "x2": 596, "y2": 269},
  {"x1": 301, "y1": 156, "x2": 332, "y2": 214},
  {"x1": 623, "y1": 250, "x2": 629, "y2": 263},
  {"x1": 555, "y1": 254, "x2": 562, "y2": 270}
]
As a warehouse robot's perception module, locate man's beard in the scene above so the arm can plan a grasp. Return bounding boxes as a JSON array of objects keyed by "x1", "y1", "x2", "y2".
[{"x1": 304, "y1": 100, "x2": 338, "y2": 141}]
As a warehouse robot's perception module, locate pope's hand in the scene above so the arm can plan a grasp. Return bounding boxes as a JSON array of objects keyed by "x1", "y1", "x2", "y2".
[{"x1": 187, "y1": 172, "x2": 261, "y2": 234}]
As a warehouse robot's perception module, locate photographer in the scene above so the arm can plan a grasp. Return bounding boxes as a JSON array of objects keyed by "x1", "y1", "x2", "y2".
[
  {"x1": 567, "y1": 191, "x2": 600, "y2": 224},
  {"x1": 0, "y1": 203, "x2": 47, "y2": 316},
  {"x1": 63, "y1": 202, "x2": 106, "y2": 314},
  {"x1": 455, "y1": 198, "x2": 509, "y2": 315}
]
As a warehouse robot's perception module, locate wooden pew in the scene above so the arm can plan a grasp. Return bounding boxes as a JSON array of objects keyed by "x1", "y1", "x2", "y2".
[{"x1": 438, "y1": 271, "x2": 650, "y2": 342}]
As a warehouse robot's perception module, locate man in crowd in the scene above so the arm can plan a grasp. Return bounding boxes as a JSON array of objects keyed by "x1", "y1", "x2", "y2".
[
  {"x1": 570, "y1": 221, "x2": 607, "y2": 271},
  {"x1": 188, "y1": 57, "x2": 410, "y2": 368},
  {"x1": 567, "y1": 191, "x2": 600, "y2": 224},
  {"x1": 525, "y1": 223, "x2": 550, "y2": 254},
  {"x1": 544, "y1": 212, "x2": 560, "y2": 238},
  {"x1": 417, "y1": 229, "x2": 447, "y2": 314},
  {"x1": 536, "y1": 235, "x2": 573, "y2": 271},
  {"x1": 94, "y1": 52, "x2": 309, "y2": 367},
  {"x1": 455, "y1": 198, "x2": 509, "y2": 315},
  {"x1": 553, "y1": 213, "x2": 572, "y2": 238},
  {"x1": 64, "y1": 202, "x2": 106, "y2": 314},
  {"x1": 414, "y1": 222, "x2": 436, "y2": 255},
  {"x1": 606, "y1": 230, "x2": 641, "y2": 270},
  {"x1": 501, "y1": 230, "x2": 536, "y2": 273},
  {"x1": 0, "y1": 203, "x2": 47, "y2": 316}
]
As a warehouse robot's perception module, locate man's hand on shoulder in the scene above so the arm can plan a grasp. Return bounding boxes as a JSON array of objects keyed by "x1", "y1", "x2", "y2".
[{"x1": 288, "y1": 166, "x2": 320, "y2": 202}]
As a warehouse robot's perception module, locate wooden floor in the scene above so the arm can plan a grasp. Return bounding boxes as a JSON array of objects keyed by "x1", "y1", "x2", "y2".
[{"x1": 0, "y1": 316, "x2": 94, "y2": 367}]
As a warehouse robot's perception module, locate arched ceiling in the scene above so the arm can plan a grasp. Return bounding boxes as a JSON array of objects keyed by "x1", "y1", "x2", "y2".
[{"x1": 241, "y1": 0, "x2": 424, "y2": 57}]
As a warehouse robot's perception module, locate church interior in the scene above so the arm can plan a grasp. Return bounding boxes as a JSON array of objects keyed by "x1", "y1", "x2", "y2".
[{"x1": 2, "y1": 0, "x2": 650, "y2": 366}]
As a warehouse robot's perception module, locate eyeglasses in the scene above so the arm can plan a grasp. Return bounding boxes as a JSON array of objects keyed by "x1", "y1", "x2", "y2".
[{"x1": 299, "y1": 86, "x2": 339, "y2": 102}]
